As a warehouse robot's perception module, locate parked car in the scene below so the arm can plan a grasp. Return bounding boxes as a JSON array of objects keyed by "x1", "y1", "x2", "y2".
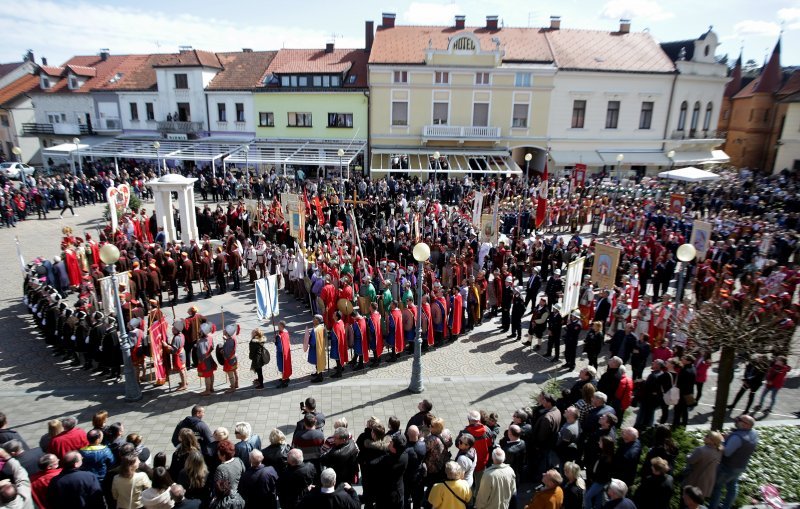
[{"x1": 0, "y1": 162, "x2": 36, "y2": 179}]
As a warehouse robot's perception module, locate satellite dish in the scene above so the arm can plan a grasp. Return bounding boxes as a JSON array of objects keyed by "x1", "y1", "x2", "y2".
[{"x1": 677, "y1": 243, "x2": 697, "y2": 262}]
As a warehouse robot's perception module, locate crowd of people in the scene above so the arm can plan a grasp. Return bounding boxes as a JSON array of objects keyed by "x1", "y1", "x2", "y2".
[
  {"x1": 0, "y1": 390, "x2": 759, "y2": 509},
  {"x1": 9, "y1": 157, "x2": 798, "y2": 508}
]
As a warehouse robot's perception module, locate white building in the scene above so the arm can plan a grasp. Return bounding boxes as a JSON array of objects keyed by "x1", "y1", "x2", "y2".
[{"x1": 0, "y1": 52, "x2": 39, "y2": 162}]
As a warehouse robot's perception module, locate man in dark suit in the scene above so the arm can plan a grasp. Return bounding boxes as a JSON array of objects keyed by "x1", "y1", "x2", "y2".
[
  {"x1": 47, "y1": 451, "x2": 105, "y2": 509},
  {"x1": 525, "y1": 267, "x2": 542, "y2": 313},
  {"x1": 297, "y1": 467, "x2": 359, "y2": 509},
  {"x1": 594, "y1": 289, "x2": 612, "y2": 335},
  {"x1": 277, "y1": 449, "x2": 317, "y2": 509},
  {"x1": 369, "y1": 434, "x2": 409, "y2": 509}
]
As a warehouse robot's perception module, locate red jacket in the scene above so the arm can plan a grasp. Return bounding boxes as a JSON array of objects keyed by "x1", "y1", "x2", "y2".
[
  {"x1": 49, "y1": 428, "x2": 89, "y2": 459},
  {"x1": 462, "y1": 423, "x2": 492, "y2": 472},
  {"x1": 31, "y1": 468, "x2": 62, "y2": 509},
  {"x1": 765, "y1": 364, "x2": 791, "y2": 389}
]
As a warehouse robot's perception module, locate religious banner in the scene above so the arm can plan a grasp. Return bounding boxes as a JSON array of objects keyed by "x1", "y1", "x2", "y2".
[
  {"x1": 256, "y1": 274, "x2": 280, "y2": 320},
  {"x1": 563, "y1": 256, "x2": 586, "y2": 317},
  {"x1": 282, "y1": 192, "x2": 299, "y2": 216},
  {"x1": 148, "y1": 314, "x2": 168, "y2": 383},
  {"x1": 591, "y1": 243, "x2": 621, "y2": 291},
  {"x1": 480, "y1": 213, "x2": 494, "y2": 244},
  {"x1": 491, "y1": 193, "x2": 500, "y2": 244},
  {"x1": 98, "y1": 271, "x2": 130, "y2": 315},
  {"x1": 573, "y1": 163, "x2": 587, "y2": 188},
  {"x1": 669, "y1": 193, "x2": 686, "y2": 215},
  {"x1": 690, "y1": 220, "x2": 712, "y2": 262},
  {"x1": 472, "y1": 191, "x2": 483, "y2": 227},
  {"x1": 106, "y1": 184, "x2": 130, "y2": 232}
]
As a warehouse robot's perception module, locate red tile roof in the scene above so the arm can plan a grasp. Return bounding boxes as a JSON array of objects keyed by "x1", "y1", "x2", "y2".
[
  {"x1": 778, "y1": 69, "x2": 800, "y2": 98},
  {"x1": 369, "y1": 25, "x2": 553, "y2": 64},
  {"x1": 265, "y1": 48, "x2": 369, "y2": 87},
  {"x1": 0, "y1": 74, "x2": 39, "y2": 106},
  {"x1": 544, "y1": 29, "x2": 675, "y2": 73},
  {"x1": 65, "y1": 65, "x2": 97, "y2": 77},
  {"x1": 92, "y1": 54, "x2": 157, "y2": 91},
  {"x1": 152, "y1": 49, "x2": 222, "y2": 69},
  {"x1": 207, "y1": 51, "x2": 277, "y2": 90},
  {"x1": 35, "y1": 55, "x2": 142, "y2": 94},
  {"x1": 40, "y1": 65, "x2": 65, "y2": 76}
]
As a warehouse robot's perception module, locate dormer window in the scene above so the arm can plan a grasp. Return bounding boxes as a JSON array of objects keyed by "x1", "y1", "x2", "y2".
[
  {"x1": 68, "y1": 75, "x2": 79, "y2": 90},
  {"x1": 40, "y1": 75, "x2": 51, "y2": 89}
]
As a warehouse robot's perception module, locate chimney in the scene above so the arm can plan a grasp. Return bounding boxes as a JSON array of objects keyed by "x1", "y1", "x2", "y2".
[
  {"x1": 100, "y1": 48, "x2": 110, "y2": 61},
  {"x1": 455, "y1": 15, "x2": 465, "y2": 29},
  {"x1": 41, "y1": 56, "x2": 47, "y2": 66},
  {"x1": 242, "y1": 48, "x2": 253, "y2": 53},
  {"x1": 25, "y1": 49, "x2": 34, "y2": 63},
  {"x1": 486, "y1": 15, "x2": 499, "y2": 30},
  {"x1": 382, "y1": 12, "x2": 396, "y2": 28},
  {"x1": 619, "y1": 19, "x2": 631, "y2": 33},
  {"x1": 550, "y1": 16, "x2": 561, "y2": 30},
  {"x1": 325, "y1": 42, "x2": 335, "y2": 53},
  {"x1": 365, "y1": 20, "x2": 374, "y2": 52}
]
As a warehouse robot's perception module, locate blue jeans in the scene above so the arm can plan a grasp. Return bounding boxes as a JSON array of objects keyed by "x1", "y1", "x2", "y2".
[
  {"x1": 584, "y1": 481, "x2": 607, "y2": 509},
  {"x1": 708, "y1": 464, "x2": 746, "y2": 509},
  {"x1": 757, "y1": 386, "x2": 778, "y2": 411}
]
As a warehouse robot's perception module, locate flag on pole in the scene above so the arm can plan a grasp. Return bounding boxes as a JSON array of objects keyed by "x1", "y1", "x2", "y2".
[
  {"x1": 256, "y1": 274, "x2": 280, "y2": 320},
  {"x1": 15, "y1": 236, "x2": 25, "y2": 274},
  {"x1": 535, "y1": 159, "x2": 548, "y2": 229}
]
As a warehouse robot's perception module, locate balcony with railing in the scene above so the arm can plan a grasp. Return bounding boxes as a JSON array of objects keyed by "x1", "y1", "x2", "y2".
[
  {"x1": 422, "y1": 125, "x2": 502, "y2": 143},
  {"x1": 670, "y1": 129, "x2": 725, "y2": 141},
  {"x1": 157, "y1": 120, "x2": 204, "y2": 135},
  {"x1": 23, "y1": 123, "x2": 90, "y2": 136},
  {"x1": 95, "y1": 118, "x2": 122, "y2": 132}
]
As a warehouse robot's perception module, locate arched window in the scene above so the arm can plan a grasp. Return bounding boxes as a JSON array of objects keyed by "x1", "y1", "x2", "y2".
[
  {"x1": 690, "y1": 101, "x2": 701, "y2": 132},
  {"x1": 677, "y1": 101, "x2": 688, "y2": 131},
  {"x1": 703, "y1": 102, "x2": 713, "y2": 131}
]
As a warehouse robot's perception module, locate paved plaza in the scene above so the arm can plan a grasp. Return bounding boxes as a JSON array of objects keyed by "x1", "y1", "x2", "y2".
[{"x1": 0, "y1": 201, "x2": 798, "y2": 496}]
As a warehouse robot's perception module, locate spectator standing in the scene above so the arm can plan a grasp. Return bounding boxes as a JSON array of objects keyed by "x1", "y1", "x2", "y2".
[
  {"x1": 682, "y1": 431, "x2": 723, "y2": 500},
  {"x1": 319, "y1": 427, "x2": 359, "y2": 486},
  {"x1": 524, "y1": 469, "x2": 564, "y2": 509},
  {"x1": 562, "y1": 461, "x2": 585, "y2": 509},
  {"x1": 427, "y1": 461, "x2": 472, "y2": 509},
  {"x1": 708, "y1": 415, "x2": 758, "y2": 509},
  {"x1": 48, "y1": 451, "x2": 105, "y2": 509},
  {"x1": 276, "y1": 449, "x2": 316, "y2": 509},
  {"x1": 753, "y1": 355, "x2": 791, "y2": 417},
  {"x1": 602, "y1": 479, "x2": 636, "y2": 509},
  {"x1": 238, "y1": 450, "x2": 278, "y2": 509},
  {"x1": 260, "y1": 430, "x2": 290, "y2": 476},
  {"x1": 612, "y1": 428, "x2": 641, "y2": 489},
  {"x1": 474, "y1": 449, "x2": 516, "y2": 509},
  {"x1": 673, "y1": 355, "x2": 697, "y2": 427},
  {"x1": 48, "y1": 418, "x2": 88, "y2": 460},
  {"x1": 79, "y1": 429, "x2": 115, "y2": 482},
  {"x1": 177, "y1": 450, "x2": 211, "y2": 508},
  {"x1": 111, "y1": 454, "x2": 152, "y2": 509},
  {"x1": 726, "y1": 358, "x2": 766, "y2": 415},
  {"x1": 171, "y1": 406, "x2": 214, "y2": 460},
  {"x1": 633, "y1": 457, "x2": 673, "y2": 509},
  {"x1": 458, "y1": 410, "x2": 492, "y2": 495},
  {"x1": 30, "y1": 454, "x2": 61, "y2": 509},
  {"x1": 296, "y1": 468, "x2": 359, "y2": 509},
  {"x1": 369, "y1": 434, "x2": 408, "y2": 509}
]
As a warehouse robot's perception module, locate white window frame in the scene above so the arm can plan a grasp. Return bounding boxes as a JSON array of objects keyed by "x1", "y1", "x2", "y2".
[{"x1": 515, "y1": 72, "x2": 532, "y2": 87}]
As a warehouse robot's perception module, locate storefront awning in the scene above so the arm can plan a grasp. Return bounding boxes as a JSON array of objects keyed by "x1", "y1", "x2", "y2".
[
  {"x1": 549, "y1": 150, "x2": 604, "y2": 166},
  {"x1": 223, "y1": 139, "x2": 366, "y2": 167},
  {"x1": 370, "y1": 148, "x2": 521, "y2": 175},
  {"x1": 598, "y1": 151, "x2": 670, "y2": 166}
]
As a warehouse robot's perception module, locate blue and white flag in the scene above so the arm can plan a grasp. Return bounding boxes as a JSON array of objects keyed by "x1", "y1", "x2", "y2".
[{"x1": 256, "y1": 275, "x2": 279, "y2": 320}]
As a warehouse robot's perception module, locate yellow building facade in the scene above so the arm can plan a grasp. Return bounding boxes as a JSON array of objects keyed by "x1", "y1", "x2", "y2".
[{"x1": 368, "y1": 14, "x2": 556, "y2": 178}]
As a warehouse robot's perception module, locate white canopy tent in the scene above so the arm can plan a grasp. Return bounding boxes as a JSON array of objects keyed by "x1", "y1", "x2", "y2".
[
  {"x1": 657, "y1": 166, "x2": 721, "y2": 182},
  {"x1": 222, "y1": 139, "x2": 367, "y2": 178},
  {"x1": 41, "y1": 142, "x2": 91, "y2": 174},
  {"x1": 370, "y1": 148, "x2": 522, "y2": 176}
]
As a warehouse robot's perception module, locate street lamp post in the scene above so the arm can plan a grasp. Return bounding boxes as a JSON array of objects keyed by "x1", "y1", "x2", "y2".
[
  {"x1": 408, "y1": 241, "x2": 430, "y2": 393},
  {"x1": 675, "y1": 243, "x2": 697, "y2": 303},
  {"x1": 432, "y1": 151, "x2": 440, "y2": 200},
  {"x1": 338, "y1": 148, "x2": 345, "y2": 210},
  {"x1": 244, "y1": 144, "x2": 251, "y2": 199},
  {"x1": 518, "y1": 152, "x2": 533, "y2": 237},
  {"x1": 613, "y1": 153, "x2": 624, "y2": 204},
  {"x1": 153, "y1": 141, "x2": 161, "y2": 177},
  {"x1": 99, "y1": 243, "x2": 143, "y2": 402},
  {"x1": 11, "y1": 146, "x2": 27, "y2": 190},
  {"x1": 73, "y1": 137, "x2": 83, "y2": 176}
]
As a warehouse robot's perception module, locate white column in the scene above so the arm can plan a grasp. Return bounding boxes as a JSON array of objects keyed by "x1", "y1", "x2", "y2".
[
  {"x1": 153, "y1": 189, "x2": 175, "y2": 243},
  {"x1": 186, "y1": 185, "x2": 199, "y2": 241},
  {"x1": 178, "y1": 188, "x2": 192, "y2": 244}
]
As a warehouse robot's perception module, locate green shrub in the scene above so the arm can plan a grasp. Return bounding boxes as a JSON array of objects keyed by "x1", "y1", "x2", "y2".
[
  {"x1": 103, "y1": 193, "x2": 143, "y2": 221},
  {"x1": 656, "y1": 425, "x2": 800, "y2": 507}
]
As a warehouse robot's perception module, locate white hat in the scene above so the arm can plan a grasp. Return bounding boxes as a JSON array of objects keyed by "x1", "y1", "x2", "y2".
[
  {"x1": 128, "y1": 318, "x2": 141, "y2": 329},
  {"x1": 200, "y1": 323, "x2": 213, "y2": 335},
  {"x1": 505, "y1": 276, "x2": 513, "y2": 282},
  {"x1": 173, "y1": 318, "x2": 185, "y2": 332},
  {"x1": 554, "y1": 269, "x2": 561, "y2": 276},
  {"x1": 553, "y1": 303, "x2": 562, "y2": 311}
]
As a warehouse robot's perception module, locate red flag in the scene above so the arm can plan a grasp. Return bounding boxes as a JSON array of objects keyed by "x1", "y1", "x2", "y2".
[
  {"x1": 313, "y1": 196, "x2": 324, "y2": 223},
  {"x1": 303, "y1": 189, "x2": 312, "y2": 215}
]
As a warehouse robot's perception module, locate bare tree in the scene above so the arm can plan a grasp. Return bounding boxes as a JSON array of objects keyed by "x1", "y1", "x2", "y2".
[{"x1": 683, "y1": 297, "x2": 795, "y2": 430}]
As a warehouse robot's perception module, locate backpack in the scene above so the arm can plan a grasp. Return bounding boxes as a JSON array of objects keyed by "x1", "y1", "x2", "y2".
[{"x1": 662, "y1": 372, "x2": 680, "y2": 406}]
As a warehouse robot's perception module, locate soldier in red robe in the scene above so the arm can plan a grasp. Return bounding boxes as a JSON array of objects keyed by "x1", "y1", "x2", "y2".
[
  {"x1": 319, "y1": 275, "x2": 337, "y2": 330},
  {"x1": 420, "y1": 296, "x2": 435, "y2": 350},
  {"x1": 275, "y1": 321, "x2": 292, "y2": 388},
  {"x1": 367, "y1": 302, "x2": 384, "y2": 366},
  {"x1": 388, "y1": 301, "x2": 404, "y2": 361},
  {"x1": 449, "y1": 287, "x2": 463, "y2": 339},
  {"x1": 330, "y1": 312, "x2": 348, "y2": 378}
]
